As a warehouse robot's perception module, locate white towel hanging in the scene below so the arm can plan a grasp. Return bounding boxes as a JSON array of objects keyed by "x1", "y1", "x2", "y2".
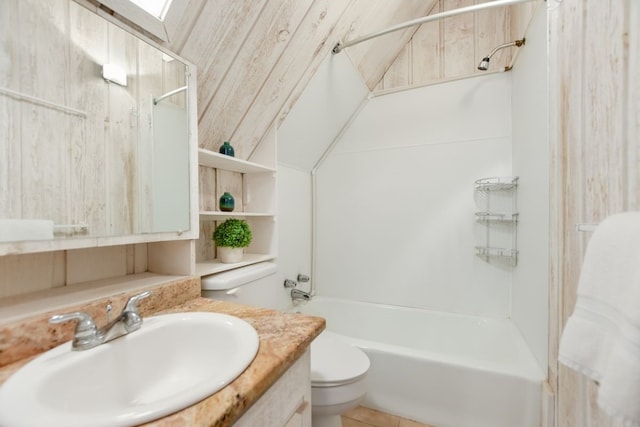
[{"x1": 559, "y1": 211, "x2": 640, "y2": 427}]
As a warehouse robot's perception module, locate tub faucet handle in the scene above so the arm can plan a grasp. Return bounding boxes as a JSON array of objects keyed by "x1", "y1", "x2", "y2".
[
  {"x1": 284, "y1": 279, "x2": 297, "y2": 288},
  {"x1": 297, "y1": 274, "x2": 310, "y2": 283}
]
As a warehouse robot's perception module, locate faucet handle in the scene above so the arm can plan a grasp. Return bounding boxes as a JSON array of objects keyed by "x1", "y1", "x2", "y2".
[
  {"x1": 124, "y1": 290, "x2": 151, "y2": 313},
  {"x1": 121, "y1": 291, "x2": 151, "y2": 332},
  {"x1": 297, "y1": 274, "x2": 310, "y2": 283},
  {"x1": 284, "y1": 279, "x2": 297, "y2": 288},
  {"x1": 49, "y1": 312, "x2": 98, "y2": 350}
]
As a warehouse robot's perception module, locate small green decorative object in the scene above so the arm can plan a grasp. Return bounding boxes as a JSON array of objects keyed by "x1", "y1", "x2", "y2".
[
  {"x1": 219, "y1": 192, "x2": 235, "y2": 212},
  {"x1": 212, "y1": 218, "x2": 252, "y2": 248},
  {"x1": 219, "y1": 141, "x2": 235, "y2": 157}
]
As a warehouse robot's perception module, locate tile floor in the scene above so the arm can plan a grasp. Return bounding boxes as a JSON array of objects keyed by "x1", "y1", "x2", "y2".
[{"x1": 341, "y1": 406, "x2": 435, "y2": 427}]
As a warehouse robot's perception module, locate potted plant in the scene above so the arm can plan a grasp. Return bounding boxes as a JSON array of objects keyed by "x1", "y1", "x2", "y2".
[{"x1": 212, "y1": 218, "x2": 252, "y2": 263}]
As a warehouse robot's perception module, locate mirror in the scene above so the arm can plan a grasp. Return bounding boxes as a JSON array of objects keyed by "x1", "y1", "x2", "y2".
[{"x1": 0, "y1": 0, "x2": 191, "y2": 244}]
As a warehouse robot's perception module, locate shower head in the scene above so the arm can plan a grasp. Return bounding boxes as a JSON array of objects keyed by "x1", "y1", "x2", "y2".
[
  {"x1": 477, "y1": 57, "x2": 491, "y2": 71},
  {"x1": 477, "y1": 38, "x2": 525, "y2": 71}
]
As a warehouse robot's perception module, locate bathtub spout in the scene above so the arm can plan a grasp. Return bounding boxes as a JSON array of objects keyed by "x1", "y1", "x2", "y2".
[{"x1": 291, "y1": 288, "x2": 311, "y2": 302}]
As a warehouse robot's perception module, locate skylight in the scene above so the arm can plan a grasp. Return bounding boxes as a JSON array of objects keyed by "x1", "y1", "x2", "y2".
[
  {"x1": 96, "y1": 0, "x2": 188, "y2": 42},
  {"x1": 128, "y1": 0, "x2": 173, "y2": 20}
]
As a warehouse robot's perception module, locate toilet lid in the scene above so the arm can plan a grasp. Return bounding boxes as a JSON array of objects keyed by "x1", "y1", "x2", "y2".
[{"x1": 310, "y1": 331, "x2": 370, "y2": 387}]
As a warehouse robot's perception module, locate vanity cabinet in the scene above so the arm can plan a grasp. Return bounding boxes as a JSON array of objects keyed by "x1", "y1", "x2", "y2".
[
  {"x1": 196, "y1": 133, "x2": 277, "y2": 277},
  {"x1": 234, "y1": 350, "x2": 311, "y2": 427}
]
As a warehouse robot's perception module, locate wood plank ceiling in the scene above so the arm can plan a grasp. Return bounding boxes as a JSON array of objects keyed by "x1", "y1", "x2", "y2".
[{"x1": 168, "y1": 0, "x2": 438, "y2": 159}]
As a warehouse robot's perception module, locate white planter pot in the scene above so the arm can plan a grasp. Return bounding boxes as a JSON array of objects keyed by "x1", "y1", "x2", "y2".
[{"x1": 218, "y1": 246, "x2": 244, "y2": 264}]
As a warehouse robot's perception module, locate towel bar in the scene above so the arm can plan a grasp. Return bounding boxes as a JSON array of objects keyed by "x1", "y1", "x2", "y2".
[{"x1": 576, "y1": 223, "x2": 598, "y2": 232}]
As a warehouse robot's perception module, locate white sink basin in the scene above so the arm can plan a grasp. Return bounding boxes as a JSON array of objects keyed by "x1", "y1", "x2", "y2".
[{"x1": 0, "y1": 312, "x2": 259, "y2": 427}]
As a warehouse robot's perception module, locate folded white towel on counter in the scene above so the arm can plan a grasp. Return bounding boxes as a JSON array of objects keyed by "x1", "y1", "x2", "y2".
[
  {"x1": 559, "y1": 212, "x2": 640, "y2": 427},
  {"x1": 0, "y1": 219, "x2": 54, "y2": 242}
]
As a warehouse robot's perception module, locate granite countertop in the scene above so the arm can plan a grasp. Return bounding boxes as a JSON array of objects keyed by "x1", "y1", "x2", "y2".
[{"x1": 0, "y1": 277, "x2": 325, "y2": 427}]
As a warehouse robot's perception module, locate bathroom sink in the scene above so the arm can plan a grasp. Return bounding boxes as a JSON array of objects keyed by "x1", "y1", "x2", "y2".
[{"x1": 0, "y1": 312, "x2": 259, "y2": 427}]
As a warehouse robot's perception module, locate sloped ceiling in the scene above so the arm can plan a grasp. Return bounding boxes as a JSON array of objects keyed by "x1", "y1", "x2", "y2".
[{"x1": 168, "y1": 0, "x2": 438, "y2": 159}]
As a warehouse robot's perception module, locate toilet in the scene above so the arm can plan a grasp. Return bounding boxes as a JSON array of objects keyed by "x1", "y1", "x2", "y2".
[
  {"x1": 310, "y1": 330, "x2": 370, "y2": 427},
  {"x1": 201, "y1": 263, "x2": 371, "y2": 427}
]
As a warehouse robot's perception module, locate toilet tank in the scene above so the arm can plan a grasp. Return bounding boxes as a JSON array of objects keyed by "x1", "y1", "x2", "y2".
[{"x1": 201, "y1": 262, "x2": 280, "y2": 308}]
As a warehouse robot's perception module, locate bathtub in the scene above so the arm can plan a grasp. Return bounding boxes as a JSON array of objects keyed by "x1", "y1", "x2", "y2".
[{"x1": 298, "y1": 297, "x2": 545, "y2": 427}]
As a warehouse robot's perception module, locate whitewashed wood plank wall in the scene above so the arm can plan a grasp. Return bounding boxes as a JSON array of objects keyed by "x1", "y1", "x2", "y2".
[
  {"x1": 375, "y1": 0, "x2": 536, "y2": 92},
  {"x1": 549, "y1": 0, "x2": 638, "y2": 426},
  {"x1": 170, "y1": 0, "x2": 436, "y2": 159}
]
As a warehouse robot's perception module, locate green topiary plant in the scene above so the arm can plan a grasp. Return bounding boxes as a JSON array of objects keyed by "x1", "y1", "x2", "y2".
[{"x1": 212, "y1": 218, "x2": 252, "y2": 248}]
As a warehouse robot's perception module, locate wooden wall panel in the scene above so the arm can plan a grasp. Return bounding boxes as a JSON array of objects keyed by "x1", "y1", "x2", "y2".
[
  {"x1": 344, "y1": 0, "x2": 437, "y2": 90},
  {"x1": 375, "y1": 0, "x2": 523, "y2": 93},
  {"x1": 550, "y1": 0, "x2": 634, "y2": 426},
  {"x1": 510, "y1": 0, "x2": 538, "y2": 42},
  {"x1": 443, "y1": 0, "x2": 476, "y2": 77},
  {"x1": 215, "y1": 170, "x2": 243, "y2": 213},
  {"x1": 19, "y1": 0, "x2": 71, "y2": 226},
  {"x1": 196, "y1": 0, "x2": 314, "y2": 157},
  {"x1": 230, "y1": 0, "x2": 355, "y2": 156},
  {"x1": 69, "y1": 2, "x2": 108, "y2": 237},
  {"x1": 0, "y1": 0, "x2": 21, "y2": 220},
  {"x1": 0, "y1": 252, "x2": 66, "y2": 298},
  {"x1": 178, "y1": 0, "x2": 269, "y2": 128},
  {"x1": 198, "y1": 166, "x2": 216, "y2": 212},
  {"x1": 475, "y1": 0, "x2": 510, "y2": 73},
  {"x1": 105, "y1": 24, "x2": 137, "y2": 236},
  {"x1": 410, "y1": 3, "x2": 442, "y2": 87},
  {"x1": 380, "y1": 44, "x2": 411, "y2": 89},
  {"x1": 171, "y1": 0, "x2": 437, "y2": 159}
]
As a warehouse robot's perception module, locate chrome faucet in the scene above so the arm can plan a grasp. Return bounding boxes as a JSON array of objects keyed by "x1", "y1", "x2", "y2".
[
  {"x1": 49, "y1": 291, "x2": 151, "y2": 351},
  {"x1": 291, "y1": 288, "x2": 311, "y2": 302}
]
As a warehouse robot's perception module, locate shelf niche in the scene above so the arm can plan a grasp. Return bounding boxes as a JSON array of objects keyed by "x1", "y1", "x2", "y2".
[{"x1": 196, "y1": 137, "x2": 277, "y2": 277}]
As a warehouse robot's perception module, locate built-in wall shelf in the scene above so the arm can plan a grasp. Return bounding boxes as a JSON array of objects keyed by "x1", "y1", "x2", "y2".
[
  {"x1": 198, "y1": 148, "x2": 276, "y2": 174},
  {"x1": 0, "y1": 273, "x2": 189, "y2": 324},
  {"x1": 196, "y1": 254, "x2": 276, "y2": 277},
  {"x1": 199, "y1": 211, "x2": 275, "y2": 220},
  {"x1": 196, "y1": 137, "x2": 277, "y2": 278}
]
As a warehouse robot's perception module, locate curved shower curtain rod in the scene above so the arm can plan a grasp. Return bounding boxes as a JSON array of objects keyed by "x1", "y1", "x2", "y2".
[
  {"x1": 153, "y1": 86, "x2": 188, "y2": 105},
  {"x1": 332, "y1": 0, "x2": 534, "y2": 54}
]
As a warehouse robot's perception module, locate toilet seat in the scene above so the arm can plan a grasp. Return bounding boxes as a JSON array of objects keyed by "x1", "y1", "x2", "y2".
[{"x1": 311, "y1": 331, "x2": 370, "y2": 387}]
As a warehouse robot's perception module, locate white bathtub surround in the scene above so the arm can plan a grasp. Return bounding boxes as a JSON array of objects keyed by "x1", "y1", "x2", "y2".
[
  {"x1": 277, "y1": 51, "x2": 549, "y2": 426},
  {"x1": 511, "y1": 0, "x2": 550, "y2": 371},
  {"x1": 316, "y1": 73, "x2": 513, "y2": 317},
  {"x1": 300, "y1": 297, "x2": 545, "y2": 427},
  {"x1": 278, "y1": 51, "x2": 370, "y2": 299}
]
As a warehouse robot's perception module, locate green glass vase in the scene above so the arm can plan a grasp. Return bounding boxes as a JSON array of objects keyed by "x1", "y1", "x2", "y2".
[
  {"x1": 219, "y1": 141, "x2": 235, "y2": 157},
  {"x1": 219, "y1": 192, "x2": 235, "y2": 212}
]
